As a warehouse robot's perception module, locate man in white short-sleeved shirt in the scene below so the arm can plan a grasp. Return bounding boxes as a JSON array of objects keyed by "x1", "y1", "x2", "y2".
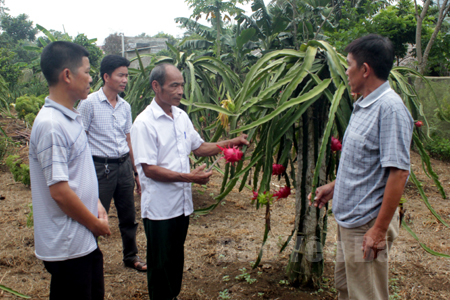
[
  {"x1": 29, "y1": 41, "x2": 110, "y2": 300},
  {"x1": 131, "y1": 63, "x2": 248, "y2": 300}
]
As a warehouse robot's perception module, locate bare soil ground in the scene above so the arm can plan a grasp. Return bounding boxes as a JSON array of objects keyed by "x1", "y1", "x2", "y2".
[{"x1": 1, "y1": 115, "x2": 450, "y2": 299}]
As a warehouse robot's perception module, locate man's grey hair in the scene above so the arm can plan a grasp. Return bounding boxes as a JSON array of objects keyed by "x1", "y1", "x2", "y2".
[{"x1": 149, "y1": 63, "x2": 174, "y2": 92}]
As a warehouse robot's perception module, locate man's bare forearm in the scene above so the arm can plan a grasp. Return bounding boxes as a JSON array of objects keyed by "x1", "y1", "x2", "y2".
[
  {"x1": 373, "y1": 167, "x2": 409, "y2": 232},
  {"x1": 49, "y1": 181, "x2": 110, "y2": 236}
]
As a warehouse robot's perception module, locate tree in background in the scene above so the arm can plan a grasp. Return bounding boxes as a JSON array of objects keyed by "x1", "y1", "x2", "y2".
[
  {"x1": 0, "y1": 13, "x2": 37, "y2": 43},
  {"x1": 103, "y1": 33, "x2": 122, "y2": 56},
  {"x1": 0, "y1": 48, "x2": 21, "y2": 88},
  {"x1": 186, "y1": 0, "x2": 249, "y2": 56},
  {"x1": 73, "y1": 34, "x2": 103, "y2": 70},
  {"x1": 414, "y1": 0, "x2": 450, "y2": 74}
]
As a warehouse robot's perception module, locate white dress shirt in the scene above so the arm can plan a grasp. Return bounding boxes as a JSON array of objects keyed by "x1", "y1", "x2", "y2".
[{"x1": 131, "y1": 100, "x2": 204, "y2": 220}]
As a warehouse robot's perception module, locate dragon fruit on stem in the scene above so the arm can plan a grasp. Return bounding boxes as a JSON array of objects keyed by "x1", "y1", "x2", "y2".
[
  {"x1": 217, "y1": 145, "x2": 243, "y2": 164},
  {"x1": 272, "y1": 164, "x2": 286, "y2": 176},
  {"x1": 331, "y1": 136, "x2": 342, "y2": 152},
  {"x1": 273, "y1": 186, "x2": 291, "y2": 200}
]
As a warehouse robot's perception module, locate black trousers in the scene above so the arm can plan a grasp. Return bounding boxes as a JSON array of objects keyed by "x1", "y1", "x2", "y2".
[
  {"x1": 94, "y1": 156, "x2": 138, "y2": 264},
  {"x1": 144, "y1": 215, "x2": 190, "y2": 300},
  {"x1": 44, "y1": 247, "x2": 104, "y2": 300}
]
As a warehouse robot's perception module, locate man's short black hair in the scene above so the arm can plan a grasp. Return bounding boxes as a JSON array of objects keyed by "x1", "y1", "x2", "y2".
[
  {"x1": 41, "y1": 41, "x2": 89, "y2": 86},
  {"x1": 100, "y1": 55, "x2": 130, "y2": 84},
  {"x1": 149, "y1": 63, "x2": 174, "y2": 92},
  {"x1": 345, "y1": 34, "x2": 394, "y2": 81}
]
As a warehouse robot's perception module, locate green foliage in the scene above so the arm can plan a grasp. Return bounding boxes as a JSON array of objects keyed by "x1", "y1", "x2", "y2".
[
  {"x1": 26, "y1": 203, "x2": 33, "y2": 228},
  {"x1": 5, "y1": 155, "x2": 30, "y2": 186},
  {"x1": 24, "y1": 113, "x2": 37, "y2": 126},
  {"x1": 0, "y1": 284, "x2": 30, "y2": 299},
  {"x1": 0, "y1": 48, "x2": 22, "y2": 88},
  {"x1": 235, "y1": 267, "x2": 257, "y2": 284},
  {"x1": 15, "y1": 95, "x2": 44, "y2": 121},
  {"x1": 0, "y1": 136, "x2": 10, "y2": 160},
  {"x1": 0, "y1": 13, "x2": 37, "y2": 43},
  {"x1": 414, "y1": 77, "x2": 450, "y2": 139},
  {"x1": 425, "y1": 134, "x2": 450, "y2": 162},
  {"x1": 326, "y1": 0, "x2": 415, "y2": 61},
  {"x1": 218, "y1": 289, "x2": 231, "y2": 300},
  {"x1": 73, "y1": 34, "x2": 103, "y2": 70}
]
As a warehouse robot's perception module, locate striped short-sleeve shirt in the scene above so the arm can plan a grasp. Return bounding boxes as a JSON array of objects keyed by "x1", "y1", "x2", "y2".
[
  {"x1": 29, "y1": 98, "x2": 98, "y2": 261},
  {"x1": 333, "y1": 82, "x2": 413, "y2": 228}
]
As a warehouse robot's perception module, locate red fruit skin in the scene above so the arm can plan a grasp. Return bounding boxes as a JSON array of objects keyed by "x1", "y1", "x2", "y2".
[
  {"x1": 274, "y1": 186, "x2": 291, "y2": 200},
  {"x1": 272, "y1": 164, "x2": 286, "y2": 175},
  {"x1": 331, "y1": 136, "x2": 342, "y2": 152},
  {"x1": 415, "y1": 121, "x2": 423, "y2": 127},
  {"x1": 252, "y1": 191, "x2": 258, "y2": 201},
  {"x1": 217, "y1": 145, "x2": 244, "y2": 163}
]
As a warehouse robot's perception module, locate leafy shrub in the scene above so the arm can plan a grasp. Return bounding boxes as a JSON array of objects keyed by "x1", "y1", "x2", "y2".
[
  {"x1": 0, "y1": 136, "x2": 9, "y2": 160},
  {"x1": 5, "y1": 155, "x2": 30, "y2": 186},
  {"x1": 24, "y1": 112, "x2": 36, "y2": 126},
  {"x1": 425, "y1": 134, "x2": 450, "y2": 162},
  {"x1": 15, "y1": 95, "x2": 44, "y2": 122}
]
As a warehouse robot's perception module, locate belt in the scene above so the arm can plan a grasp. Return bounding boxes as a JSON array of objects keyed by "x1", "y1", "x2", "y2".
[{"x1": 92, "y1": 153, "x2": 129, "y2": 164}]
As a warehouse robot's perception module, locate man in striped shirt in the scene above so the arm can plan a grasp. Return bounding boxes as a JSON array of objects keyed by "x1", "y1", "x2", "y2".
[
  {"x1": 310, "y1": 35, "x2": 413, "y2": 299},
  {"x1": 30, "y1": 41, "x2": 111, "y2": 300},
  {"x1": 78, "y1": 55, "x2": 146, "y2": 271}
]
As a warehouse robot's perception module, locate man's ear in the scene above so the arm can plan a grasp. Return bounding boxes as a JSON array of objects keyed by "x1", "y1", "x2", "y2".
[
  {"x1": 362, "y1": 62, "x2": 371, "y2": 78},
  {"x1": 103, "y1": 73, "x2": 110, "y2": 84},
  {"x1": 60, "y1": 68, "x2": 71, "y2": 84},
  {"x1": 152, "y1": 80, "x2": 160, "y2": 93}
]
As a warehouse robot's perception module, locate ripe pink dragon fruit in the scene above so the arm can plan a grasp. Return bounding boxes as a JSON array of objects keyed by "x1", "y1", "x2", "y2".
[
  {"x1": 217, "y1": 145, "x2": 243, "y2": 164},
  {"x1": 272, "y1": 164, "x2": 286, "y2": 176},
  {"x1": 331, "y1": 136, "x2": 342, "y2": 152},
  {"x1": 274, "y1": 186, "x2": 291, "y2": 200},
  {"x1": 415, "y1": 120, "x2": 423, "y2": 127}
]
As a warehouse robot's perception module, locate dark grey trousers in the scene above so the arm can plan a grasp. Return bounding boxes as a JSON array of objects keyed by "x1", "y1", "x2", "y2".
[{"x1": 94, "y1": 156, "x2": 138, "y2": 265}]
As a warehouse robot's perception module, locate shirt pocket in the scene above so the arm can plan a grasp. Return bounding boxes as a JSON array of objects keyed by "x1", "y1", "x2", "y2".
[
  {"x1": 184, "y1": 134, "x2": 192, "y2": 156},
  {"x1": 344, "y1": 131, "x2": 366, "y2": 164}
]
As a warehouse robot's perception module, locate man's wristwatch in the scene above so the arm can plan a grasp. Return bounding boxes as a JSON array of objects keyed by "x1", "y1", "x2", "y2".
[{"x1": 134, "y1": 172, "x2": 138, "y2": 177}]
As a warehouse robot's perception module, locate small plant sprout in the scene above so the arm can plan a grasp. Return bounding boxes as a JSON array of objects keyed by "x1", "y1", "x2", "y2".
[
  {"x1": 279, "y1": 279, "x2": 289, "y2": 285},
  {"x1": 218, "y1": 289, "x2": 231, "y2": 300},
  {"x1": 235, "y1": 267, "x2": 256, "y2": 284},
  {"x1": 222, "y1": 275, "x2": 230, "y2": 282}
]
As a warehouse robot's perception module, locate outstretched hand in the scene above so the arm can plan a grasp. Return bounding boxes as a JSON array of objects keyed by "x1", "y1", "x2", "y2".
[{"x1": 308, "y1": 181, "x2": 335, "y2": 209}]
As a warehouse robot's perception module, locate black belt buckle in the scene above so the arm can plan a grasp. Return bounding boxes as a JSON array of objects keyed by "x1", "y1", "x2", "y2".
[{"x1": 118, "y1": 154, "x2": 128, "y2": 164}]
